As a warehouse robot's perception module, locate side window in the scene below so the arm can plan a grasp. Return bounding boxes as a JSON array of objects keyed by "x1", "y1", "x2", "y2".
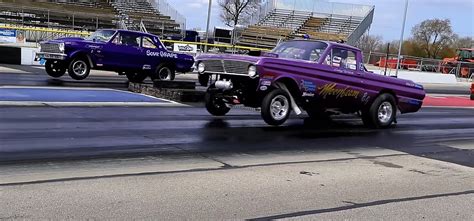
[
  {"x1": 309, "y1": 48, "x2": 324, "y2": 62},
  {"x1": 324, "y1": 48, "x2": 358, "y2": 71},
  {"x1": 112, "y1": 33, "x2": 140, "y2": 47},
  {"x1": 142, "y1": 37, "x2": 157, "y2": 49}
]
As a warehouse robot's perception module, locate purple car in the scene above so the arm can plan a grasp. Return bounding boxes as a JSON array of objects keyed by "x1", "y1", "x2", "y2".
[
  {"x1": 37, "y1": 29, "x2": 194, "y2": 82},
  {"x1": 195, "y1": 40, "x2": 426, "y2": 128}
]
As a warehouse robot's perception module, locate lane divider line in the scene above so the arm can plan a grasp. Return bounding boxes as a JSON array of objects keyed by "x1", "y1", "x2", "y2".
[{"x1": 0, "y1": 101, "x2": 189, "y2": 107}]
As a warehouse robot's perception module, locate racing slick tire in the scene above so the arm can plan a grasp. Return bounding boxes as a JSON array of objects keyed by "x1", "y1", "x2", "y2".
[
  {"x1": 45, "y1": 60, "x2": 66, "y2": 78},
  {"x1": 261, "y1": 89, "x2": 292, "y2": 126},
  {"x1": 152, "y1": 64, "x2": 175, "y2": 81},
  {"x1": 126, "y1": 72, "x2": 148, "y2": 83},
  {"x1": 205, "y1": 90, "x2": 230, "y2": 116},
  {"x1": 67, "y1": 57, "x2": 90, "y2": 80},
  {"x1": 362, "y1": 93, "x2": 397, "y2": 129}
]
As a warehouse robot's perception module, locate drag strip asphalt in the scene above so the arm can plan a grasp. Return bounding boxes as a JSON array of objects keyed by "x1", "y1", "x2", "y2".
[{"x1": 1, "y1": 106, "x2": 473, "y2": 168}]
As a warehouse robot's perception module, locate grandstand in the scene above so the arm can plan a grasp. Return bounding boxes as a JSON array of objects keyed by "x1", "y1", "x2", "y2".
[
  {"x1": 0, "y1": 0, "x2": 184, "y2": 38},
  {"x1": 237, "y1": 0, "x2": 374, "y2": 49}
]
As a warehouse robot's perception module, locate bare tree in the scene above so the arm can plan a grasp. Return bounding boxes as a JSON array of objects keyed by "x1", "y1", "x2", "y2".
[
  {"x1": 356, "y1": 34, "x2": 383, "y2": 53},
  {"x1": 219, "y1": 0, "x2": 259, "y2": 27},
  {"x1": 452, "y1": 35, "x2": 474, "y2": 49},
  {"x1": 411, "y1": 19, "x2": 454, "y2": 58}
]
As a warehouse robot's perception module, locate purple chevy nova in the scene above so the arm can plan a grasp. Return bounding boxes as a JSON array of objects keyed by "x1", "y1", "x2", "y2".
[
  {"x1": 195, "y1": 40, "x2": 426, "y2": 128},
  {"x1": 37, "y1": 29, "x2": 194, "y2": 82}
]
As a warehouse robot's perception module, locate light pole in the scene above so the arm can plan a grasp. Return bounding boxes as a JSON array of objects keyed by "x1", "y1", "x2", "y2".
[
  {"x1": 395, "y1": 0, "x2": 409, "y2": 77},
  {"x1": 205, "y1": 0, "x2": 213, "y2": 52}
]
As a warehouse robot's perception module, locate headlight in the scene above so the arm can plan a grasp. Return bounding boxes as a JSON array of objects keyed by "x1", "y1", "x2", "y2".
[
  {"x1": 58, "y1": 43, "x2": 65, "y2": 52},
  {"x1": 198, "y1": 62, "x2": 205, "y2": 74},
  {"x1": 248, "y1": 65, "x2": 257, "y2": 78}
]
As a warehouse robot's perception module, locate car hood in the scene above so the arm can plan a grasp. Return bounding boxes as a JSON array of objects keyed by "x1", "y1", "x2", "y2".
[
  {"x1": 196, "y1": 54, "x2": 262, "y2": 64},
  {"x1": 45, "y1": 37, "x2": 93, "y2": 44}
]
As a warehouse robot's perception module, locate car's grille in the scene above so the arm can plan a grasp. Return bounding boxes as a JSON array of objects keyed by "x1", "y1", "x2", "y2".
[
  {"x1": 224, "y1": 60, "x2": 250, "y2": 74},
  {"x1": 203, "y1": 60, "x2": 224, "y2": 73},
  {"x1": 202, "y1": 60, "x2": 251, "y2": 76},
  {"x1": 40, "y1": 43, "x2": 61, "y2": 53}
]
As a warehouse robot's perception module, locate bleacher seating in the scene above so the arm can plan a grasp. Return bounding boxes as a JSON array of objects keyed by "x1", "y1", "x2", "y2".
[
  {"x1": 237, "y1": 25, "x2": 292, "y2": 49},
  {"x1": 0, "y1": 0, "x2": 117, "y2": 30},
  {"x1": 236, "y1": 7, "x2": 369, "y2": 48},
  {"x1": 0, "y1": 0, "x2": 182, "y2": 36},
  {"x1": 111, "y1": 0, "x2": 179, "y2": 35},
  {"x1": 259, "y1": 9, "x2": 311, "y2": 31}
]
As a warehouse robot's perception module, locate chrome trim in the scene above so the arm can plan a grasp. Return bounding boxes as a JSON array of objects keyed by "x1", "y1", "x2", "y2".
[
  {"x1": 37, "y1": 52, "x2": 68, "y2": 60},
  {"x1": 201, "y1": 59, "x2": 254, "y2": 77}
]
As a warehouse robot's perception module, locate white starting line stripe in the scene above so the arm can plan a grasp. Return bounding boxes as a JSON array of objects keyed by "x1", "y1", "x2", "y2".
[{"x1": 0, "y1": 101, "x2": 189, "y2": 107}]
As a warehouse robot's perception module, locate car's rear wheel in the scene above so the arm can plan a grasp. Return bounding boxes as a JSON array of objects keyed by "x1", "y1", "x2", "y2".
[
  {"x1": 45, "y1": 60, "x2": 66, "y2": 78},
  {"x1": 68, "y1": 57, "x2": 90, "y2": 80},
  {"x1": 261, "y1": 89, "x2": 292, "y2": 126},
  {"x1": 205, "y1": 90, "x2": 230, "y2": 116},
  {"x1": 126, "y1": 72, "x2": 147, "y2": 83},
  {"x1": 152, "y1": 64, "x2": 175, "y2": 81},
  {"x1": 362, "y1": 93, "x2": 397, "y2": 129}
]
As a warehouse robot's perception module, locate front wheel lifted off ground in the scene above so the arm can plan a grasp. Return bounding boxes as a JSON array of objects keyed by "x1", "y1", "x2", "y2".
[
  {"x1": 362, "y1": 93, "x2": 397, "y2": 129},
  {"x1": 45, "y1": 60, "x2": 66, "y2": 78},
  {"x1": 205, "y1": 90, "x2": 230, "y2": 116},
  {"x1": 68, "y1": 57, "x2": 90, "y2": 80},
  {"x1": 261, "y1": 89, "x2": 292, "y2": 126}
]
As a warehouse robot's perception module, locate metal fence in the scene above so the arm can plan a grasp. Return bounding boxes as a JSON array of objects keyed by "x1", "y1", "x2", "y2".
[
  {"x1": 152, "y1": 0, "x2": 186, "y2": 33},
  {"x1": 251, "y1": 0, "x2": 373, "y2": 24},
  {"x1": 366, "y1": 52, "x2": 474, "y2": 80}
]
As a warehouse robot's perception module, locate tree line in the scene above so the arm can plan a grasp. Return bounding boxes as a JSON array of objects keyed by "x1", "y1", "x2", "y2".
[{"x1": 356, "y1": 19, "x2": 473, "y2": 59}]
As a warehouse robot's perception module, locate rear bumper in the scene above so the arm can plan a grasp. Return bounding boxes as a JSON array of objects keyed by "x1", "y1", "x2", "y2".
[{"x1": 37, "y1": 52, "x2": 67, "y2": 60}]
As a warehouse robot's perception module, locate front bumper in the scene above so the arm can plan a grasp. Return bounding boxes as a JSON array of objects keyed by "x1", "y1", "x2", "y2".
[{"x1": 37, "y1": 52, "x2": 67, "y2": 60}]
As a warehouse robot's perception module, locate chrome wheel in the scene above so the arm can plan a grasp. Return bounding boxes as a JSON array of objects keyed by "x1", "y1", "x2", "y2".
[
  {"x1": 159, "y1": 67, "x2": 171, "y2": 80},
  {"x1": 378, "y1": 101, "x2": 393, "y2": 124},
  {"x1": 72, "y1": 60, "x2": 88, "y2": 76},
  {"x1": 270, "y1": 95, "x2": 290, "y2": 121}
]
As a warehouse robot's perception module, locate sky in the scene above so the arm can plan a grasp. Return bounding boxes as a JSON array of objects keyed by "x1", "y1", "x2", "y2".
[{"x1": 169, "y1": 0, "x2": 474, "y2": 41}]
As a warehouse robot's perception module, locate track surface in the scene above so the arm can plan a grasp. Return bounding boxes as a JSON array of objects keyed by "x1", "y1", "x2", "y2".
[{"x1": 0, "y1": 65, "x2": 473, "y2": 220}]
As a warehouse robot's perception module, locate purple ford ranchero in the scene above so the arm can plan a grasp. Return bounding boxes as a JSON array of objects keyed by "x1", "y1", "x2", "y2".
[
  {"x1": 37, "y1": 29, "x2": 194, "y2": 82},
  {"x1": 195, "y1": 40, "x2": 426, "y2": 128}
]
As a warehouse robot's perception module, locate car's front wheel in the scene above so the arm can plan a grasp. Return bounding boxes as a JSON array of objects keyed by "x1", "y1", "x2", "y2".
[
  {"x1": 68, "y1": 57, "x2": 90, "y2": 80},
  {"x1": 362, "y1": 93, "x2": 397, "y2": 129},
  {"x1": 205, "y1": 90, "x2": 230, "y2": 116},
  {"x1": 126, "y1": 72, "x2": 147, "y2": 83},
  {"x1": 45, "y1": 60, "x2": 66, "y2": 78},
  {"x1": 261, "y1": 89, "x2": 292, "y2": 126}
]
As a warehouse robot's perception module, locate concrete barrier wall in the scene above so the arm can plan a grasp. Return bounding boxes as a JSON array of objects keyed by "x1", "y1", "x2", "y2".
[
  {"x1": 0, "y1": 45, "x2": 41, "y2": 66},
  {"x1": 369, "y1": 69, "x2": 458, "y2": 84},
  {"x1": 21, "y1": 47, "x2": 40, "y2": 65},
  {"x1": 0, "y1": 46, "x2": 21, "y2": 65}
]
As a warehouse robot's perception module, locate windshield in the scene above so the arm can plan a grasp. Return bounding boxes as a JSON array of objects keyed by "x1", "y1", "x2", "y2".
[
  {"x1": 272, "y1": 41, "x2": 328, "y2": 61},
  {"x1": 86, "y1": 30, "x2": 116, "y2": 43}
]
